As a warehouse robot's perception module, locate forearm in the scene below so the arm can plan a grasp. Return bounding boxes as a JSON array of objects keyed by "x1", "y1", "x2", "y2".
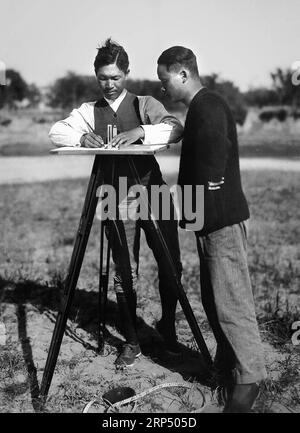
[
  {"x1": 140, "y1": 123, "x2": 174, "y2": 144},
  {"x1": 48, "y1": 103, "x2": 95, "y2": 147},
  {"x1": 49, "y1": 121, "x2": 85, "y2": 147},
  {"x1": 139, "y1": 96, "x2": 183, "y2": 144}
]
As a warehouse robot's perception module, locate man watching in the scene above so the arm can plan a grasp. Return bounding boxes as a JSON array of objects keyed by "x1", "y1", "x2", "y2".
[{"x1": 157, "y1": 45, "x2": 267, "y2": 413}]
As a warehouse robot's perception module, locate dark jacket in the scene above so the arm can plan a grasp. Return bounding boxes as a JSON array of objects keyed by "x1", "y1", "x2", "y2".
[{"x1": 178, "y1": 88, "x2": 249, "y2": 234}]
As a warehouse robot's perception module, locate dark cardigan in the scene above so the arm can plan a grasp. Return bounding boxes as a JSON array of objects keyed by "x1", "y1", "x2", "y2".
[{"x1": 178, "y1": 88, "x2": 249, "y2": 234}]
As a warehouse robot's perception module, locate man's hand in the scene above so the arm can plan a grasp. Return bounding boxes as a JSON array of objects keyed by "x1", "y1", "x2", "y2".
[
  {"x1": 80, "y1": 132, "x2": 104, "y2": 148},
  {"x1": 110, "y1": 127, "x2": 145, "y2": 148}
]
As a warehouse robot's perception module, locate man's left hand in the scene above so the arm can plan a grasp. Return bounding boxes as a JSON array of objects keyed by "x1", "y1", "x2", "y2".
[{"x1": 110, "y1": 127, "x2": 145, "y2": 148}]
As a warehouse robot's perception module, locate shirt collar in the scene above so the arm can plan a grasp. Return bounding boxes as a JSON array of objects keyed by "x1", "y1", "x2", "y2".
[{"x1": 104, "y1": 89, "x2": 127, "y2": 110}]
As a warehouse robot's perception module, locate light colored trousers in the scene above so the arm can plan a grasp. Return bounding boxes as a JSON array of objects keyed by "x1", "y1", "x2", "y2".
[{"x1": 196, "y1": 220, "x2": 267, "y2": 384}]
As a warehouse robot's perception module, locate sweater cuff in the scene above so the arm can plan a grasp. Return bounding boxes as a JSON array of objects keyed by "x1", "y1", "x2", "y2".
[{"x1": 140, "y1": 124, "x2": 173, "y2": 144}]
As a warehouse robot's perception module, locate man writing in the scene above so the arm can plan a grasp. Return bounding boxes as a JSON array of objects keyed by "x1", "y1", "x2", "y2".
[
  {"x1": 157, "y1": 46, "x2": 267, "y2": 413},
  {"x1": 49, "y1": 39, "x2": 183, "y2": 369}
]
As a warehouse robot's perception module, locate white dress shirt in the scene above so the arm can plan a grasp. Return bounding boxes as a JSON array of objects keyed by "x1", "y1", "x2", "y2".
[{"x1": 49, "y1": 91, "x2": 183, "y2": 147}]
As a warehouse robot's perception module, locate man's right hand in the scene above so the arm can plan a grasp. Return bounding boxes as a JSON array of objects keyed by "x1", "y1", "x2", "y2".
[{"x1": 80, "y1": 133, "x2": 104, "y2": 148}]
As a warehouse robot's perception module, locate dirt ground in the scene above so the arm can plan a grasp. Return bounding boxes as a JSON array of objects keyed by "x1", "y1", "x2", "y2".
[{"x1": 0, "y1": 171, "x2": 299, "y2": 413}]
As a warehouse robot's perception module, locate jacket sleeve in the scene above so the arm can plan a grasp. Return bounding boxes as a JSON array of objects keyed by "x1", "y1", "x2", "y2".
[
  {"x1": 48, "y1": 102, "x2": 96, "y2": 147},
  {"x1": 193, "y1": 96, "x2": 230, "y2": 182},
  {"x1": 138, "y1": 96, "x2": 183, "y2": 144}
]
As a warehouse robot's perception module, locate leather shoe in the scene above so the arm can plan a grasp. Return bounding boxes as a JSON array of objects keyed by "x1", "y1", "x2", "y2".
[{"x1": 223, "y1": 382, "x2": 260, "y2": 413}]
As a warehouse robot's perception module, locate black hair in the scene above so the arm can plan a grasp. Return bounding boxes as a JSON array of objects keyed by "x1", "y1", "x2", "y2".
[
  {"x1": 157, "y1": 46, "x2": 199, "y2": 76},
  {"x1": 94, "y1": 38, "x2": 129, "y2": 75}
]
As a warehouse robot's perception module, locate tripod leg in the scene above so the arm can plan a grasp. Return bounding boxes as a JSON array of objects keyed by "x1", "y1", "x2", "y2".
[
  {"x1": 98, "y1": 221, "x2": 111, "y2": 353},
  {"x1": 40, "y1": 156, "x2": 103, "y2": 401},
  {"x1": 98, "y1": 221, "x2": 105, "y2": 353},
  {"x1": 98, "y1": 157, "x2": 116, "y2": 353},
  {"x1": 127, "y1": 157, "x2": 212, "y2": 368}
]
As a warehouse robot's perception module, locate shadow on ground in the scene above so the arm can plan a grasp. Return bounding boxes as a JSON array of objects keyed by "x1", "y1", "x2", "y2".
[{"x1": 0, "y1": 275, "x2": 213, "y2": 411}]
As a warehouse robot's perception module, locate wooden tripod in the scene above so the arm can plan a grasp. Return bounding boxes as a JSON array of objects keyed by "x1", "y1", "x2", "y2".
[{"x1": 40, "y1": 150, "x2": 212, "y2": 401}]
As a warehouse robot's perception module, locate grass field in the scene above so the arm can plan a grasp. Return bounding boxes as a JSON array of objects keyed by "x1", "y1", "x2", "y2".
[
  {"x1": 1, "y1": 108, "x2": 300, "y2": 158},
  {"x1": 0, "y1": 169, "x2": 299, "y2": 413},
  {"x1": 0, "y1": 109, "x2": 57, "y2": 156}
]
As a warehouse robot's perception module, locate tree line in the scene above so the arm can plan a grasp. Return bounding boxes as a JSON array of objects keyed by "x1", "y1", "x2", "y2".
[{"x1": 0, "y1": 67, "x2": 299, "y2": 125}]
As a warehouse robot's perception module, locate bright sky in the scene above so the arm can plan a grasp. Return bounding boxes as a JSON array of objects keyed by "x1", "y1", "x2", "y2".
[{"x1": 1, "y1": 0, "x2": 299, "y2": 91}]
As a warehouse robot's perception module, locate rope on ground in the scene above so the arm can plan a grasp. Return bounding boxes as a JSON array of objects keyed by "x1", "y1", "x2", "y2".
[{"x1": 82, "y1": 382, "x2": 206, "y2": 413}]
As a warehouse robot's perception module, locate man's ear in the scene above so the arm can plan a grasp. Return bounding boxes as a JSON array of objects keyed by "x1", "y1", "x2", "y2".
[
  {"x1": 126, "y1": 69, "x2": 130, "y2": 76},
  {"x1": 180, "y1": 70, "x2": 188, "y2": 83}
]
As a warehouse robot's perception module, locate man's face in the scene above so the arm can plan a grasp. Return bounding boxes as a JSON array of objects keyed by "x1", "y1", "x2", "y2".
[
  {"x1": 96, "y1": 63, "x2": 128, "y2": 101},
  {"x1": 157, "y1": 64, "x2": 184, "y2": 102}
]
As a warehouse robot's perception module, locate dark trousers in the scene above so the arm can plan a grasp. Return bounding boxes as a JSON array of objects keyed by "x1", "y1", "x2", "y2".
[{"x1": 103, "y1": 186, "x2": 182, "y2": 343}]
